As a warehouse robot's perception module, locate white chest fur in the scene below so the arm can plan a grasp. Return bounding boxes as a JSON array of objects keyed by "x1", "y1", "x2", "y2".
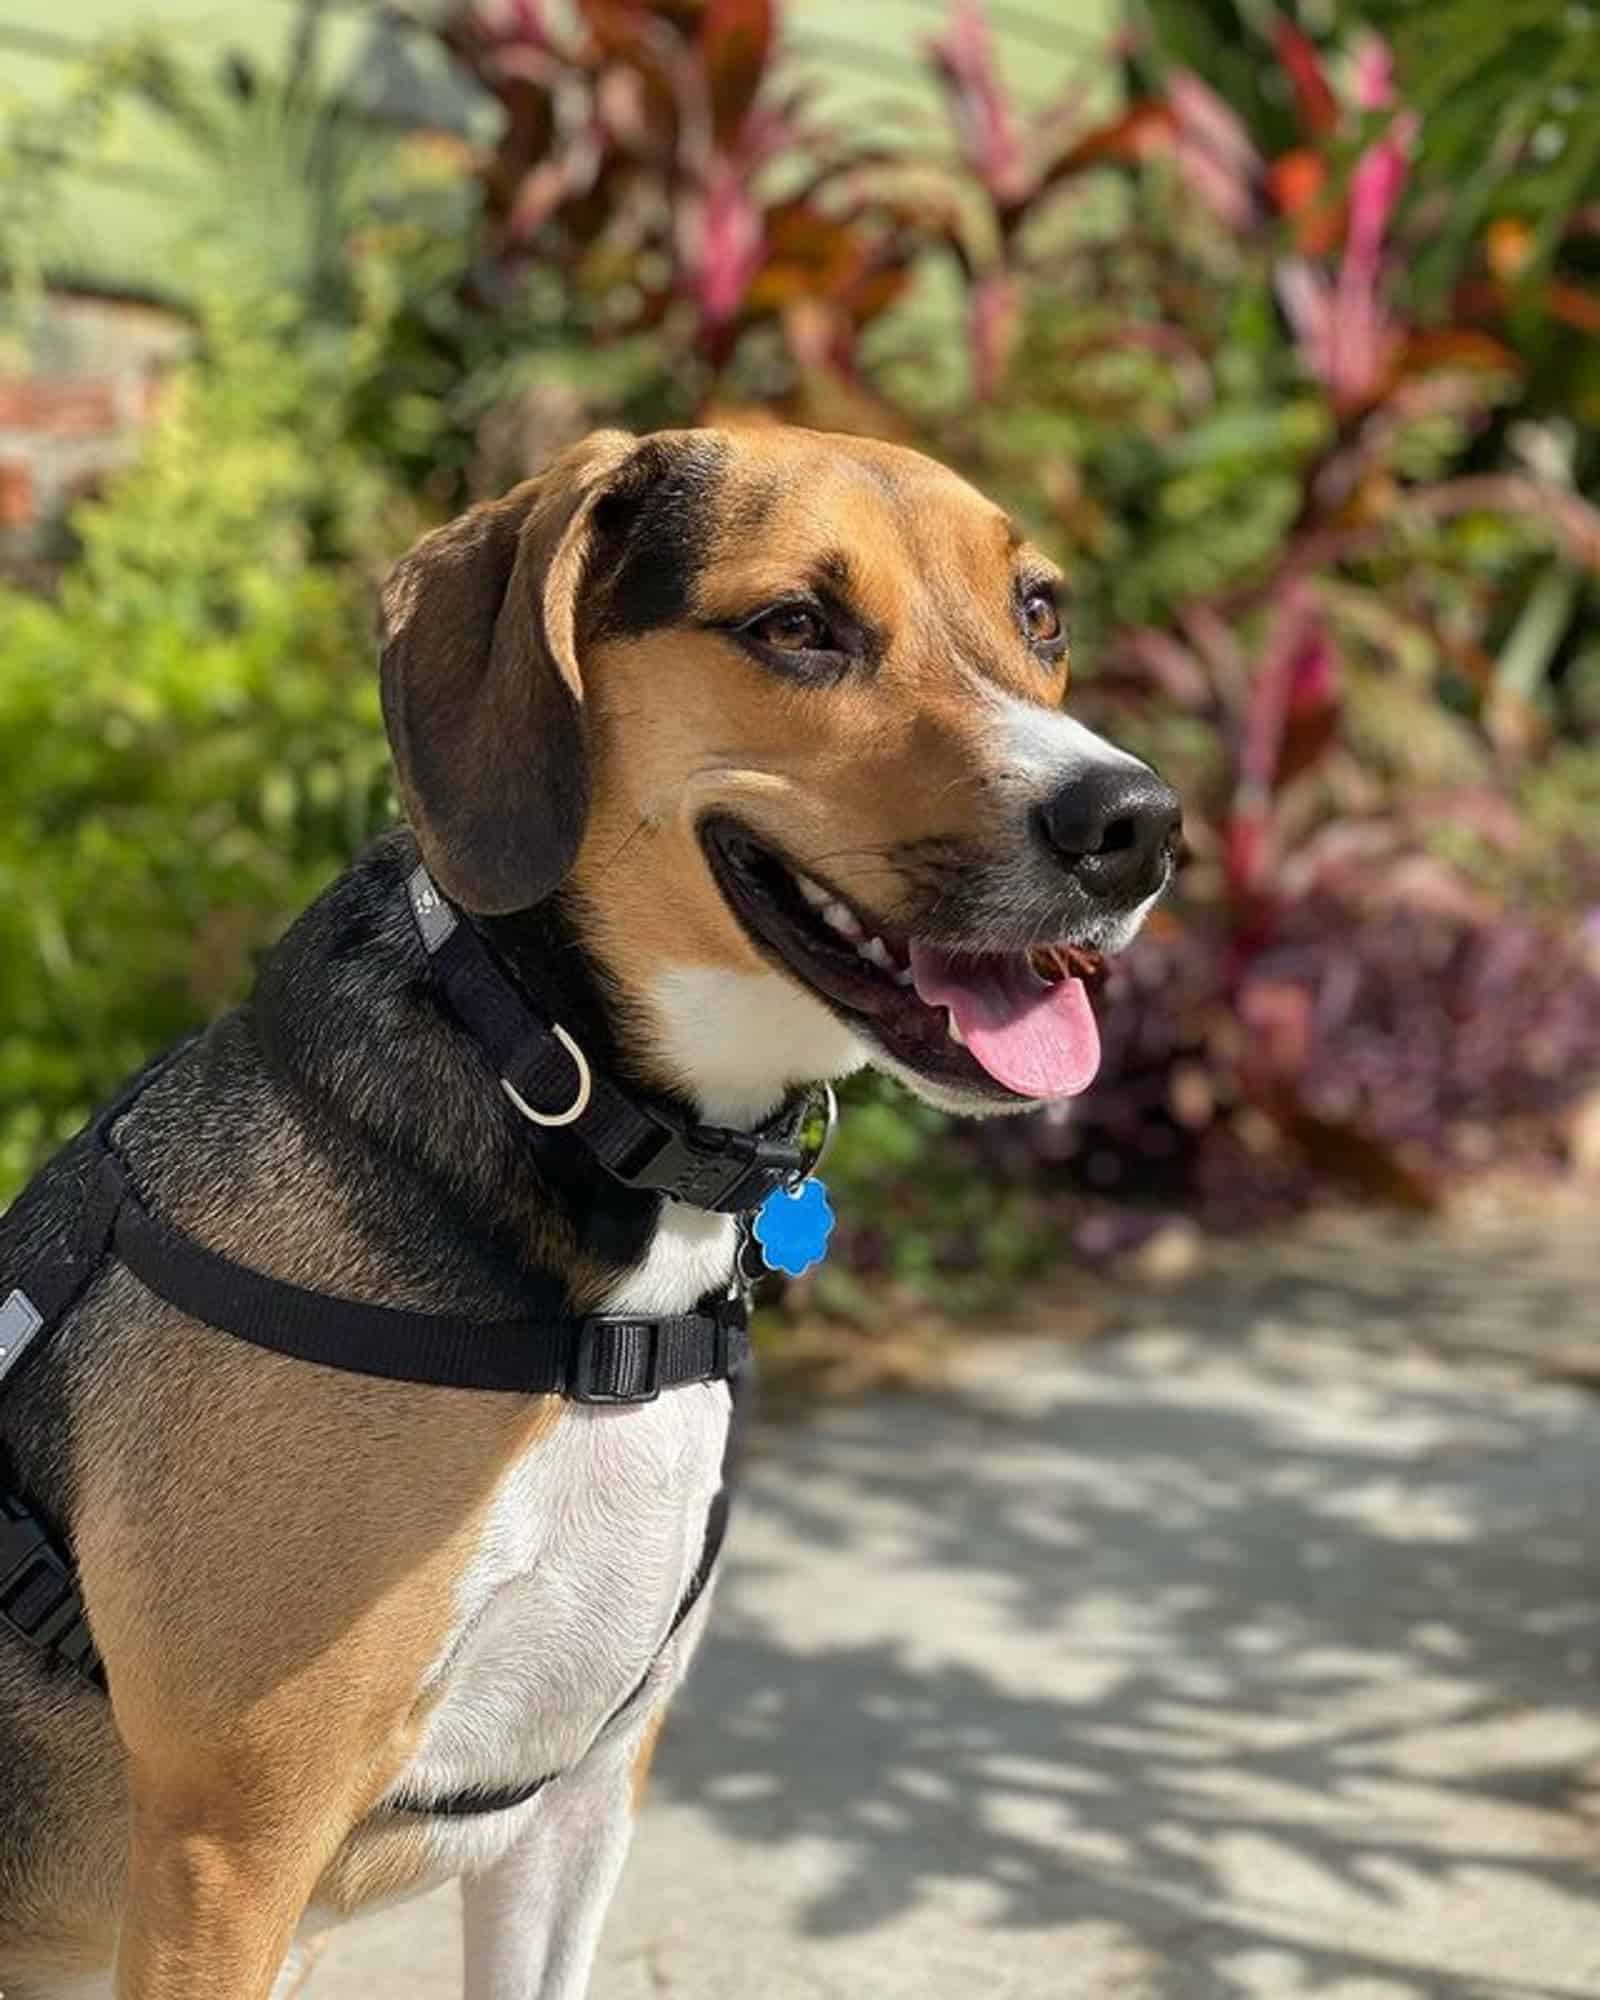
[{"x1": 376, "y1": 1201, "x2": 737, "y2": 1865}]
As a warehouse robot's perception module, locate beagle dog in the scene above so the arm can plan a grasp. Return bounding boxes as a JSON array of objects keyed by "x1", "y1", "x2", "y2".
[{"x1": 0, "y1": 426, "x2": 1179, "y2": 2000}]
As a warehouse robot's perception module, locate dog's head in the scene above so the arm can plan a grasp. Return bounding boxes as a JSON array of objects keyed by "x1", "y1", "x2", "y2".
[{"x1": 381, "y1": 426, "x2": 1180, "y2": 1118}]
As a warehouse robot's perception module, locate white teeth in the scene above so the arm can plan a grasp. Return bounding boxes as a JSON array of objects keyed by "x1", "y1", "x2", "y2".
[
  {"x1": 946, "y1": 1009, "x2": 967, "y2": 1047},
  {"x1": 894, "y1": 965, "x2": 915, "y2": 987},
  {"x1": 797, "y1": 877, "x2": 908, "y2": 966}
]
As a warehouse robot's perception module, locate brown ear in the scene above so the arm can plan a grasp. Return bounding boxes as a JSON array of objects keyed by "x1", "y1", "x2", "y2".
[{"x1": 379, "y1": 429, "x2": 639, "y2": 915}]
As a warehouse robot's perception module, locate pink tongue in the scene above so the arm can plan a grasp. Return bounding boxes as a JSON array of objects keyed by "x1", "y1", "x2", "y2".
[{"x1": 908, "y1": 943, "x2": 1101, "y2": 1099}]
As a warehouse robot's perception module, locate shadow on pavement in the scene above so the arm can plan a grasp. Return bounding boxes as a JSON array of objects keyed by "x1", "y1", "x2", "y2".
[{"x1": 655, "y1": 1310, "x2": 1600, "y2": 2000}]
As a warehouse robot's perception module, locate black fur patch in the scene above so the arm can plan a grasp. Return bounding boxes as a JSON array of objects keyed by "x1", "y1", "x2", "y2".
[
  {"x1": 589, "y1": 433, "x2": 730, "y2": 639},
  {"x1": 252, "y1": 831, "x2": 666, "y2": 1281}
]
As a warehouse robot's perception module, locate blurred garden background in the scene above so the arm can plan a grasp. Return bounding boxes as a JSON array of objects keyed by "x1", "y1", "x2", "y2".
[{"x1": 3, "y1": 0, "x2": 1599, "y2": 1332}]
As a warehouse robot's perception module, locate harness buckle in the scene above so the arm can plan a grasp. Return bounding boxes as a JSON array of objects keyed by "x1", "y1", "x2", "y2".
[
  {"x1": 0, "y1": 1489, "x2": 103, "y2": 1682},
  {"x1": 570, "y1": 1316, "x2": 664, "y2": 1404}
]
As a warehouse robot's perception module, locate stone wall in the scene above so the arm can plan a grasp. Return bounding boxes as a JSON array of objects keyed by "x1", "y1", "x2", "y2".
[{"x1": 0, "y1": 291, "x2": 190, "y2": 564}]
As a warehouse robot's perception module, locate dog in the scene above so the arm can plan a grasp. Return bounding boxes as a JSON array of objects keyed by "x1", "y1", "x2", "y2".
[{"x1": 0, "y1": 425, "x2": 1180, "y2": 2000}]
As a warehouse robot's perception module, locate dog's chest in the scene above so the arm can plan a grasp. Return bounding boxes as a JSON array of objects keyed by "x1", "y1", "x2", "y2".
[{"x1": 385, "y1": 1205, "x2": 738, "y2": 1817}]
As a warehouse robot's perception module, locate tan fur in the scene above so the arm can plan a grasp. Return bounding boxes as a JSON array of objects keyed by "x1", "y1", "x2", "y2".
[
  {"x1": 0, "y1": 1675, "x2": 126, "y2": 1978},
  {"x1": 629, "y1": 1707, "x2": 670, "y2": 1813},
  {"x1": 58, "y1": 1305, "x2": 563, "y2": 1994}
]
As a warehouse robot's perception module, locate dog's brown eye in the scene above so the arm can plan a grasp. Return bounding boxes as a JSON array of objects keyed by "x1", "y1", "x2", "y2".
[
  {"x1": 1021, "y1": 587, "x2": 1063, "y2": 648},
  {"x1": 747, "y1": 604, "x2": 831, "y2": 653}
]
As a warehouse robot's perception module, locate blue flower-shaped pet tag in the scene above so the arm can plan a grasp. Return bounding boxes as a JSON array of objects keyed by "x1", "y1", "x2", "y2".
[{"x1": 751, "y1": 1178, "x2": 835, "y2": 1278}]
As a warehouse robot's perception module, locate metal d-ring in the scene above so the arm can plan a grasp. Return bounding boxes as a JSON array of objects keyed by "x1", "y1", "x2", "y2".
[
  {"x1": 790, "y1": 1081, "x2": 839, "y2": 1187},
  {"x1": 501, "y1": 1025, "x2": 593, "y2": 1128}
]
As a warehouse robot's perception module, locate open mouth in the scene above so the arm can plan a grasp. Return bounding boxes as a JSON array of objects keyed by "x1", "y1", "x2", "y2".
[{"x1": 701, "y1": 817, "x2": 1107, "y2": 1102}]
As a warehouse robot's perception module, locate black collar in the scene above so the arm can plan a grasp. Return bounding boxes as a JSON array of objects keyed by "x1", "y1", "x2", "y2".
[{"x1": 406, "y1": 865, "x2": 826, "y2": 1216}]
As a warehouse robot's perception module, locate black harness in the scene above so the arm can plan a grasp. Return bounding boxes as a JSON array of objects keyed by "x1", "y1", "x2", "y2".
[{"x1": 0, "y1": 865, "x2": 821, "y2": 1816}]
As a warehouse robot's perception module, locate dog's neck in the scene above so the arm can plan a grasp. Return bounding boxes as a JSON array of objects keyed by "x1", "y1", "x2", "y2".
[
  {"x1": 254, "y1": 832, "x2": 852, "y2": 1310},
  {"x1": 640, "y1": 964, "x2": 867, "y2": 1130}
]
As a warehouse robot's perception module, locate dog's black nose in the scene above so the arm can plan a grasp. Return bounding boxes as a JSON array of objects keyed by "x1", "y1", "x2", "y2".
[{"x1": 1035, "y1": 765, "x2": 1182, "y2": 900}]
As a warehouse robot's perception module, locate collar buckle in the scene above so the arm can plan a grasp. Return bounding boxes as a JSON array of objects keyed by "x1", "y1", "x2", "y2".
[{"x1": 609, "y1": 1119, "x2": 802, "y2": 1213}]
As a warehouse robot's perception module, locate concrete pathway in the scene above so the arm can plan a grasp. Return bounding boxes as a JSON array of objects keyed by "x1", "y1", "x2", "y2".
[{"x1": 308, "y1": 1221, "x2": 1600, "y2": 1999}]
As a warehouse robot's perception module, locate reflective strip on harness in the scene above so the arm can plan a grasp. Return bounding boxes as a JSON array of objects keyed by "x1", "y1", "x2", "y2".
[{"x1": 0, "y1": 1287, "x2": 44, "y2": 1388}]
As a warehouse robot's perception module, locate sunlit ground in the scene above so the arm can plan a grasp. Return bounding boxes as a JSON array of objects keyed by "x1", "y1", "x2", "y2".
[{"x1": 309, "y1": 1215, "x2": 1600, "y2": 2000}]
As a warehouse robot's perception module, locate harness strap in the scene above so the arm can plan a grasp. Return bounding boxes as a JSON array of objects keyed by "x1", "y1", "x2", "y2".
[
  {"x1": 0, "y1": 857, "x2": 783, "y2": 1777},
  {"x1": 108, "y1": 1162, "x2": 747, "y2": 1402},
  {"x1": 1, "y1": 1101, "x2": 749, "y2": 1696},
  {"x1": 409, "y1": 868, "x2": 818, "y2": 1214},
  {"x1": 403, "y1": 1775, "x2": 554, "y2": 1817},
  {"x1": 0, "y1": 1128, "x2": 128, "y2": 1397}
]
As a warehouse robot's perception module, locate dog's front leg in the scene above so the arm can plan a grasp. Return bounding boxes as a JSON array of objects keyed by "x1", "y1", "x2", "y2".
[
  {"x1": 112, "y1": 1765, "x2": 348, "y2": 2000},
  {"x1": 462, "y1": 1718, "x2": 662, "y2": 2000}
]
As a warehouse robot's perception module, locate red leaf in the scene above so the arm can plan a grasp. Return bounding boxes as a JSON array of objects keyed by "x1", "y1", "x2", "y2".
[
  {"x1": 504, "y1": 125, "x2": 606, "y2": 245},
  {"x1": 1276, "y1": 702, "x2": 1339, "y2": 787},
  {"x1": 745, "y1": 200, "x2": 869, "y2": 313},
  {"x1": 450, "y1": 0, "x2": 559, "y2": 62},
  {"x1": 1395, "y1": 328, "x2": 1521, "y2": 378},
  {"x1": 1267, "y1": 148, "x2": 1343, "y2": 255},
  {"x1": 1238, "y1": 978, "x2": 1313, "y2": 1081},
  {"x1": 579, "y1": 0, "x2": 696, "y2": 51},
  {"x1": 1032, "y1": 99, "x2": 1175, "y2": 200},
  {"x1": 676, "y1": 160, "x2": 765, "y2": 327},
  {"x1": 1225, "y1": 806, "x2": 1272, "y2": 903},
  {"x1": 1546, "y1": 280, "x2": 1600, "y2": 337},
  {"x1": 1237, "y1": 584, "x2": 1338, "y2": 801},
  {"x1": 701, "y1": 0, "x2": 774, "y2": 149},
  {"x1": 1112, "y1": 627, "x2": 1214, "y2": 709},
  {"x1": 1272, "y1": 18, "x2": 1338, "y2": 140},
  {"x1": 968, "y1": 270, "x2": 1022, "y2": 399},
  {"x1": 843, "y1": 258, "x2": 914, "y2": 329},
  {"x1": 1349, "y1": 32, "x2": 1396, "y2": 113},
  {"x1": 1345, "y1": 119, "x2": 1414, "y2": 275}
]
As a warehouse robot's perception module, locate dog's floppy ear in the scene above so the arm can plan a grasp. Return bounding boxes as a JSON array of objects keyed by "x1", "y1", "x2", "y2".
[{"x1": 379, "y1": 428, "x2": 640, "y2": 915}]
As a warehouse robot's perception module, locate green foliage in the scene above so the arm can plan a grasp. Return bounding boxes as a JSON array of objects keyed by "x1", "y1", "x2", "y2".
[
  {"x1": 5, "y1": 1, "x2": 1600, "y2": 1293},
  {"x1": 0, "y1": 43, "x2": 133, "y2": 331},
  {"x1": 911, "y1": 262, "x2": 1328, "y2": 655},
  {"x1": 1426, "y1": 739, "x2": 1600, "y2": 911},
  {"x1": 113, "y1": 39, "x2": 396, "y2": 322},
  {"x1": 1362, "y1": 0, "x2": 1600, "y2": 299},
  {"x1": 807, "y1": 1076, "x2": 1049, "y2": 1319},
  {"x1": 0, "y1": 304, "x2": 406, "y2": 1194}
]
